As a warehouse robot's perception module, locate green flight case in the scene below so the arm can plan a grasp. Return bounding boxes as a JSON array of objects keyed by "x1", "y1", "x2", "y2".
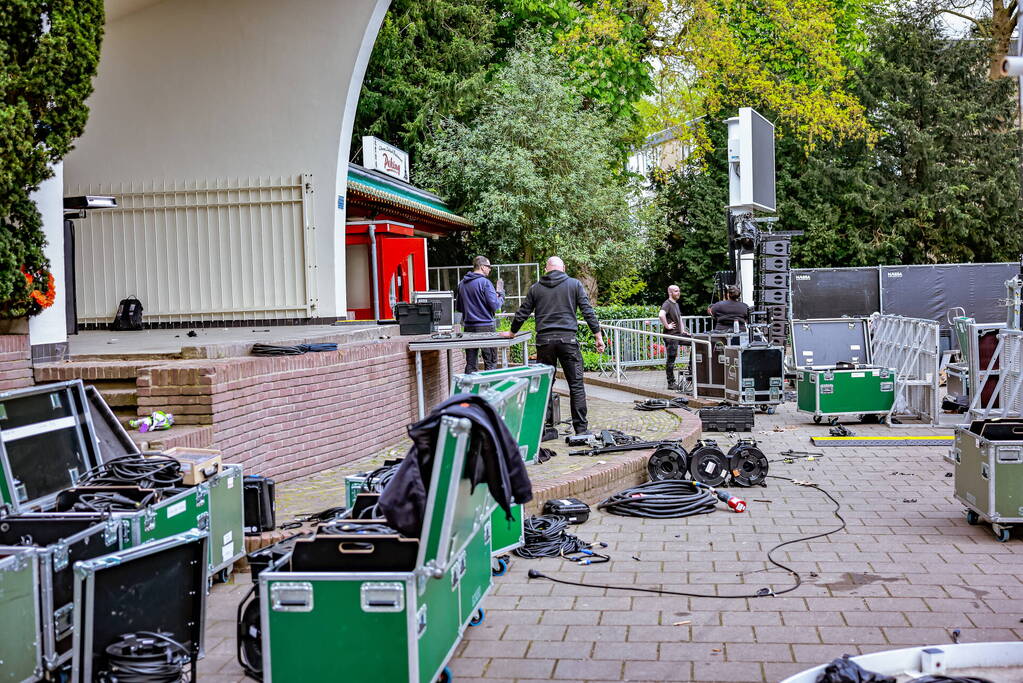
[
  {"x1": 451, "y1": 364, "x2": 554, "y2": 566},
  {"x1": 0, "y1": 513, "x2": 123, "y2": 671},
  {"x1": 950, "y1": 419, "x2": 1023, "y2": 542},
  {"x1": 260, "y1": 406, "x2": 507, "y2": 683},
  {"x1": 0, "y1": 547, "x2": 42, "y2": 683},
  {"x1": 796, "y1": 367, "x2": 896, "y2": 423},
  {"x1": 207, "y1": 463, "x2": 245, "y2": 580}
]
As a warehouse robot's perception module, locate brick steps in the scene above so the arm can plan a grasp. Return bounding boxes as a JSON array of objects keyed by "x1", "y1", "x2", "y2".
[
  {"x1": 101, "y1": 387, "x2": 138, "y2": 408},
  {"x1": 34, "y1": 360, "x2": 161, "y2": 383}
]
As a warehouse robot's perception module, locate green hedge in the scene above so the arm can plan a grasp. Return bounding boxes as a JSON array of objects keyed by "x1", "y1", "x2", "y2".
[{"x1": 498, "y1": 304, "x2": 660, "y2": 371}]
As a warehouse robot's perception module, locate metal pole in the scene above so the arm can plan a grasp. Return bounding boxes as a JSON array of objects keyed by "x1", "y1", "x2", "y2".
[
  {"x1": 369, "y1": 224, "x2": 380, "y2": 321},
  {"x1": 614, "y1": 327, "x2": 622, "y2": 382},
  {"x1": 415, "y1": 350, "x2": 426, "y2": 420}
]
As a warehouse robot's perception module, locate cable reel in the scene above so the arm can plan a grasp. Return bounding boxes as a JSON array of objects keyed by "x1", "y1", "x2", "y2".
[
  {"x1": 688, "y1": 439, "x2": 729, "y2": 487},
  {"x1": 646, "y1": 443, "x2": 689, "y2": 482},
  {"x1": 726, "y1": 440, "x2": 769, "y2": 487}
]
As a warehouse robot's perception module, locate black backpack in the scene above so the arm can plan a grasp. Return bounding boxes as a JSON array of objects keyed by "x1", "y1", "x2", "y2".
[{"x1": 110, "y1": 296, "x2": 144, "y2": 331}]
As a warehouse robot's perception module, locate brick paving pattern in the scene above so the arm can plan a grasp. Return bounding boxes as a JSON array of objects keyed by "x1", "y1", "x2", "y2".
[{"x1": 202, "y1": 399, "x2": 1023, "y2": 682}]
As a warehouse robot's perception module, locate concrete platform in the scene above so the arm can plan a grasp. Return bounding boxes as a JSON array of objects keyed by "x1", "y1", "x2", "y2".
[{"x1": 68, "y1": 321, "x2": 386, "y2": 359}]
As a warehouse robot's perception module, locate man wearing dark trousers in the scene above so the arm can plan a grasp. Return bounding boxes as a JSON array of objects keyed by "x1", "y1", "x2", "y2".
[
  {"x1": 504, "y1": 256, "x2": 605, "y2": 435},
  {"x1": 659, "y1": 284, "x2": 688, "y2": 390},
  {"x1": 456, "y1": 255, "x2": 505, "y2": 373}
]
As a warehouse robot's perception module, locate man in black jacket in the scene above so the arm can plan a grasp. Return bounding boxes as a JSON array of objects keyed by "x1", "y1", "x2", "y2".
[{"x1": 503, "y1": 257, "x2": 605, "y2": 435}]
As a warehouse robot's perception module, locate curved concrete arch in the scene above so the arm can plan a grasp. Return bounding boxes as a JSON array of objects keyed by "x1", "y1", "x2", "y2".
[{"x1": 63, "y1": 0, "x2": 389, "y2": 320}]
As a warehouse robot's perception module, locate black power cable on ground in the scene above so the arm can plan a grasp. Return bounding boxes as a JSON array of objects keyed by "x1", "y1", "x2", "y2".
[
  {"x1": 529, "y1": 476, "x2": 847, "y2": 599},
  {"x1": 99, "y1": 631, "x2": 191, "y2": 682},
  {"x1": 597, "y1": 481, "x2": 717, "y2": 518}
]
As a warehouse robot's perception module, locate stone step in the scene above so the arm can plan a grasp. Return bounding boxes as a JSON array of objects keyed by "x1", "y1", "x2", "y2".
[
  {"x1": 98, "y1": 387, "x2": 138, "y2": 408},
  {"x1": 34, "y1": 360, "x2": 158, "y2": 383}
]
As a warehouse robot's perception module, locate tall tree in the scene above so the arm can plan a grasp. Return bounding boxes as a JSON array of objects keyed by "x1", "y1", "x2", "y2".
[
  {"x1": 1, "y1": 0, "x2": 104, "y2": 318},
  {"x1": 418, "y1": 41, "x2": 647, "y2": 287},
  {"x1": 352, "y1": 0, "x2": 501, "y2": 163},
  {"x1": 648, "y1": 0, "x2": 876, "y2": 153}
]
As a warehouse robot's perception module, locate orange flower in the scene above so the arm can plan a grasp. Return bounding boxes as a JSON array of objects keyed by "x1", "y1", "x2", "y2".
[{"x1": 21, "y1": 267, "x2": 56, "y2": 310}]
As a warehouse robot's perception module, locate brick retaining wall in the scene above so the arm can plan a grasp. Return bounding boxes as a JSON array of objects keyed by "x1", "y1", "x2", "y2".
[
  {"x1": 135, "y1": 338, "x2": 449, "y2": 481},
  {"x1": 0, "y1": 335, "x2": 32, "y2": 391}
]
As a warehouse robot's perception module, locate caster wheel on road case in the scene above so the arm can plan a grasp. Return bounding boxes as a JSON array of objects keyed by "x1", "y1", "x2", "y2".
[
  {"x1": 213, "y1": 567, "x2": 232, "y2": 584},
  {"x1": 965, "y1": 509, "x2": 980, "y2": 525},
  {"x1": 813, "y1": 416, "x2": 822, "y2": 424},
  {"x1": 766, "y1": 407, "x2": 776, "y2": 415},
  {"x1": 438, "y1": 666, "x2": 453, "y2": 682},
  {"x1": 995, "y1": 526, "x2": 1011, "y2": 543},
  {"x1": 469, "y1": 608, "x2": 485, "y2": 626},
  {"x1": 828, "y1": 417, "x2": 839, "y2": 426},
  {"x1": 492, "y1": 556, "x2": 509, "y2": 577}
]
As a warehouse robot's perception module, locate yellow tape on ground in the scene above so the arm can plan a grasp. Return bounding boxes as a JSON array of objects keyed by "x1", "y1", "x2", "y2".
[{"x1": 812, "y1": 435, "x2": 953, "y2": 441}]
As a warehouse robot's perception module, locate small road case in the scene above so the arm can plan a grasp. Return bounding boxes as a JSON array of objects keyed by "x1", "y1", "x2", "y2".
[
  {"x1": 950, "y1": 419, "x2": 1023, "y2": 542},
  {"x1": 0, "y1": 546, "x2": 42, "y2": 683},
  {"x1": 260, "y1": 412, "x2": 500, "y2": 683},
  {"x1": 723, "y1": 344, "x2": 784, "y2": 412}
]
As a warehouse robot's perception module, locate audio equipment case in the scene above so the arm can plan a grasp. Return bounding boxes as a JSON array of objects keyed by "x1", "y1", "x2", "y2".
[
  {"x1": 451, "y1": 364, "x2": 553, "y2": 562},
  {"x1": 0, "y1": 547, "x2": 41, "y2": 683},
  {"x1": 949, "y1": 419, "x2": 1023, "y2": 542},
  {"x1": 71, "y1": 529, "x2": 208, "y2": 683},
  {"x1": 260, "y1": 377, "x2": 533, "y2": 683},
  {"x1": 0, "y1": 513, "x2": 123, "y2": 671},
  {"x1": 722, "y1": 344, "x2": 784, "y2": 411}
]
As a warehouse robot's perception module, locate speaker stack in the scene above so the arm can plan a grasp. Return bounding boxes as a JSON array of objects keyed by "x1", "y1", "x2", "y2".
[{"x1": 757, "y1": 238, "x2": 791, "y2": 346}]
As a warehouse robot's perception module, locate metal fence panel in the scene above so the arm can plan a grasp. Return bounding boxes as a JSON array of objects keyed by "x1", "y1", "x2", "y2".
[{"x1": 428, "y1": 263, "x2": 539, "y2": 312}]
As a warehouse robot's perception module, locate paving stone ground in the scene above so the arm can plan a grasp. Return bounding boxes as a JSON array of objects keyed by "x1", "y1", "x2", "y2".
[{"x1": 201, "y1": 394, "x2": 1023, "y2": 683}]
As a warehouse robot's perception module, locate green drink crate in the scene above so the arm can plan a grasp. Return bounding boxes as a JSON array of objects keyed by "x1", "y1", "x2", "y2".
[
  {"x1": 0, "y1": 547, "x2": 41, "y2": 683},
  {"x1": 796, "y1": 367, "x2": 895, "y2": 422},
  {"x1": 0, "y1": 513, "x2": 122, "y2": 671},
  {"x1": 260, "y1": 411, "x2": 500, "y2": 683},
  {"x1": 344, "y1": 472, "x2": 371, "y2": 508},
  {"x1": 451, "y1": 365, "x2": 553, "y2": 561},
  {"x1": 950, "y1": 419, "x2": 1023, "y2": 542}
]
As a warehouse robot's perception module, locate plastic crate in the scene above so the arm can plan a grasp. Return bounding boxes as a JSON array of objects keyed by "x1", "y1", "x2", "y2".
[{"x1": 699, "y1": 406, "x2": 755, "y2": 432}]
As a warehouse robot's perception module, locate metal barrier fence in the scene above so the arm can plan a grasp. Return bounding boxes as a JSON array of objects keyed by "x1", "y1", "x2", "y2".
[
  {"x1": 428, "y1": 263, "x2": 539, "y2": 312},
  {"x1": 870, "y1": 314, "x2": 941, "y2": 424},
  {"x1": 596, "y1": 317, "x2": 714, "y2": 371},
  {"x1": 598, "y1": 322, "x2": 713, "y2": 398},
  {"x1": 970, "y1": 328, "x2": 1023, "y2": 419}
]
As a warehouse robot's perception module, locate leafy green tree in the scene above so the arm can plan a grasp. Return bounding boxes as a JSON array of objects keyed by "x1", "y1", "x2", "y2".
[
  {"x1": 649, "y1": 0, "x2": 876, "y2": 153},
  {"x1": 418, "y1": 41, "x2": 648, "y2": 289},
  {"x1": 643, "y1": 9, "x2": 1023, "y2": 310},
  {"x1": 352, "y1": 0, "x2": 501, "y2": 162},
  {"x1": 0, "y1": 0, "x2": 104, "y2": 318}
]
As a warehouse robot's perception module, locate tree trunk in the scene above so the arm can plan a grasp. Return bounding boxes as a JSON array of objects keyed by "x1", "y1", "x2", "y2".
[{"x1": 988, "y1": 0, "x2": 1017, "y2": 80}]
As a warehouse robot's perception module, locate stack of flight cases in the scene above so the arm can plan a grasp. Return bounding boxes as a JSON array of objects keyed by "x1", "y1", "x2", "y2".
[
  {"x1": 259, "y1": 377, "x2": 534, "y2": 682},
  {"x1": 0, "y1": 380, "x2": 242, "y2": 680},
  {"x1": 792, "y1": 318, "x2": 896, "y2": 424},
  {"x1": 949, "y1": 418, "x2": 1023, "y2": 542},
  {"x1": 694, "y1": 334, "x2": 783, "y2": 411},
  {"x1": 759, "y1": 237, "x2": 792, "y2": 347}
]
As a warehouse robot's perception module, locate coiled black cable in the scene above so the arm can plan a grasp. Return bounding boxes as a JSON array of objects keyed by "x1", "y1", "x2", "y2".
[
  {"x1": 514, "y1": 515, "x2": 586, "y2": 558},
  {"x1": 71, "y1": 490, "x2": 161, "y2": 513},
  {"x1": 79, "y1": 454, "x2": 184, "y2": 490},
  {"x1": 364, "y1": 463, "x2": 401, "y2": 493},
  {"x1": 317, "y1": 522, "x2": 397, "y2": 535},
  {"x1": 99, "y1": 631, "x2": 190, "y2": 682},
  {"x1": 597, "y1": 481, "x2": 717, "y2": 518}
]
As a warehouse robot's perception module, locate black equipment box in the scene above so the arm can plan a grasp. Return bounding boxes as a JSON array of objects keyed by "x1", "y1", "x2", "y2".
[
  {"x1": 394, "y1": 302, "x2": 436, "y2": 334},
  {"x1": 693, "y1": 333, "x2": 733, "y2": 399},
  {"x1": 699, "y1": 406, "x2": 755, "y2": 432},
  {"x1": 766, "y1": 305, "x2": 788, "y2": 321},
  {"x1": 72, "y1": 529, "x2": 207, "y2": 682},
  {"x1": 542, "y1": 498, "x2": 590, "y2": 524},
  {"x1": 761, "y1": 256, "x2": 789, "y2": 272},
  {"x1": 723, "y1": 345, "x2": 784, "y2": 407},
  {"x1": 761, "y1": 239, "x2": 790, "y2": 256},
  {"x1": 243, "y1": 475, "x2": 276, "y2": 535}
]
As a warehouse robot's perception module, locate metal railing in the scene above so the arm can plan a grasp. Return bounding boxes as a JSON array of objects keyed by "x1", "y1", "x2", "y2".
[
  {"x1": 970, "y1": 328, "x2": 1023, "y2": 419},
  {"x1": 870, "y1": 314, "x2": 941, "y2": 424},
  {"x1": 596, "y1": 317, "x2": 714, "y2": 371},
  {"x1": 599, "y1": 322, "x2": 713, "y2": 398},
  {"x1": 428, "y1": 262, "x2": 540, "y2": 312}
]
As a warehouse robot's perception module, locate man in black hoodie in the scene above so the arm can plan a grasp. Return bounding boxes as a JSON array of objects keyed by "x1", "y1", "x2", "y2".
[
  {"x1": 504, "y1": 257, "x2": 605, "y2": 435},
  {"x1": 455, "y1": 255, "x2": 505, "y2": 373}
]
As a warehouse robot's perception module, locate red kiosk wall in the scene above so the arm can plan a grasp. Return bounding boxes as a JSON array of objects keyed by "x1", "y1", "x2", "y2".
[{"x1": 378, "y1": 236, "x2": 427, "y2": 320}]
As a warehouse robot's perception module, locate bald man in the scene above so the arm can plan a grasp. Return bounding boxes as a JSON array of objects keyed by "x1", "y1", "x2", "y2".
[
  {"x1": 659, "y1": 284, "x2": 688, "y2": 390},
  {"x1": 505, "y1": 257, "x2": 604, "y2": 436}
]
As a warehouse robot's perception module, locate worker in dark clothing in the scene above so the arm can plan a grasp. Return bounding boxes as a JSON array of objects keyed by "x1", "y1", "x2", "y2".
[
  {"x1": 659, "y1": 284, "x2": 688, "y2": 390},
  {"x1": 503, "y1": 257, "x2": 605, "y2": 435},
  {"x1": 455, "y1": 255, "x2": 505, "y2": 373},
  {"x1": 707, "y1": 285, "x2": 751, "y2": 332}
]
